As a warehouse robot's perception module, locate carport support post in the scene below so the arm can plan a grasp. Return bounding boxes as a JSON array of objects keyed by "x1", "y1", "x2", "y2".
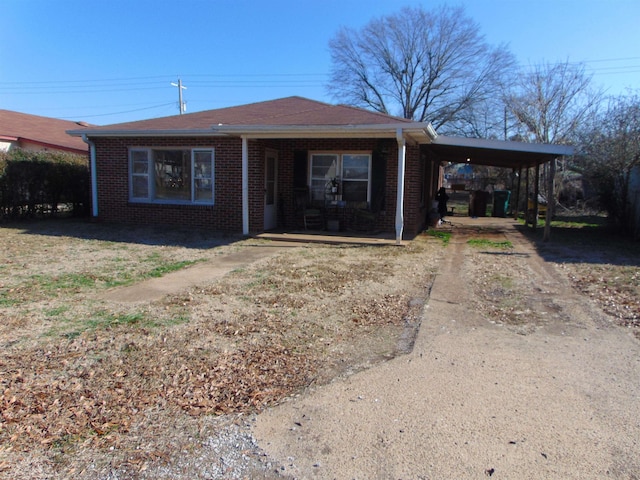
[
  {"x1": 514, "y1": 167, "x2": 522, "y2": 221},
  {"x1": 533, "y1": 163, "x2": 540, "y2": 230},
  {"x1": 543, "y1": 157, "x2": 557, "y2": 242},
  {"x1": 395, "y1": 129, "x2": 406, "y2": 245}
]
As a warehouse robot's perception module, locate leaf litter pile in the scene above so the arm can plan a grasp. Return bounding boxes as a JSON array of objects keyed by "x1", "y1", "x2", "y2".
[{"x1": 0, "y1": 220, "x2": 442, "y2": 478}]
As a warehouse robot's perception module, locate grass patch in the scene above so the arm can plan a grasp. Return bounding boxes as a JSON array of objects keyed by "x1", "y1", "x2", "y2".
[
  {"x1": 551, "y1": 214, "x2": 608, "y2": 229},
  {"x1": 0, "y1": 294, "x2": 19, "y2": 307},
  {"x1": 45, "y1": 305, "x2": 70, "y2": 317},
  {"x1": 467, "y1": 238, "x2": 513, "y2": 249},
  {"x1": 51, "y1": 310, "x2": 190, "y2": 339},
  {"x1": 145, "y1": 260, "x2": 196, "y2": 278},
  {"x1": 34, "y1": 273, "x2": 97, "y2": 292},
  {"x1": 104, "y1": 259, "x2": 198, "y2": 288},
  {"x1": 425, "y1": 230, "x2": 452, "y2": 245},
  {"x1": 84, "y1": 311, "x2": 146, "y2": 330}
]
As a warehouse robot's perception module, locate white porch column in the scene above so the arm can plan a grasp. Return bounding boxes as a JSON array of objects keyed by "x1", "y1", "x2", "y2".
[
  {"x1": 82, "y1": 134, "x2": 98, "y2": 218},
  {"x1": 395, "y1": 129, "x2": 406, "y2": 245},
  {"x1": 241, "y1": 136, "x2": 249, "y2": 235}
]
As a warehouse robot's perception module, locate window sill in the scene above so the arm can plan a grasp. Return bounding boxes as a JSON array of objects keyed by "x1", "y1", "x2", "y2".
[{"x1": 129, "y1": 199, "x2": 215, "y2": 207}]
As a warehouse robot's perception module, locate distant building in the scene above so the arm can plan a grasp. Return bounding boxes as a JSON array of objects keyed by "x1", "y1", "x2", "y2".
[
  {"x1": 444, "y1": 163, "x2": 474, "y2": 190},
  {"x1": 0, "y1": 109, "x2": 90, "y2": 156}
]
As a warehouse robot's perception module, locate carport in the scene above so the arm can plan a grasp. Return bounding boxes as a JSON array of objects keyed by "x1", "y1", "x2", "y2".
[{"x1": 425, "y1": 135, "x2": 574, "y2": 241}]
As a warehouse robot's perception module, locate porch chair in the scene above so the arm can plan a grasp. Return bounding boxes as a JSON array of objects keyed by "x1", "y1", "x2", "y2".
[
  {"x1": 352, "y1": 189, "x2": 384, "y2": 233},
  {"x1": 294, "y1": 187, "x2": 324, "y2": 230}
]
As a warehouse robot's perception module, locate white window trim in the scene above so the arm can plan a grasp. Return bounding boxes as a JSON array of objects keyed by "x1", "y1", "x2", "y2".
[
  {"x1": 309, "y1": 151, "x2": 372, "y2": 204},
  {"x1": 128, "y1": 147, "x2": 215, "y2": 205}
]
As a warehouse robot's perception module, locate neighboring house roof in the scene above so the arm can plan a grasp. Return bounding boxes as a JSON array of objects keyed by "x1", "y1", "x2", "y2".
[{"x1": 0, "y1": 109, "x2": 90, "y2": 155}]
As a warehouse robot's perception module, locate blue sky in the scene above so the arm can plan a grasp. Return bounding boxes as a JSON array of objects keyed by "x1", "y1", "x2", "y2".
[{"x1": 1, "y1": 0, "x2": 638, "y2": 125}]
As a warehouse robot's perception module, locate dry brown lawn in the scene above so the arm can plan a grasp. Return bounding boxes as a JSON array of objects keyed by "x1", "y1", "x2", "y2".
[
  {"x1": 0, "y1": 217, "x2": 638, "y2": 479},
  {"x1": 0, "y1": 219, "x2": 442, "y2": 478}
]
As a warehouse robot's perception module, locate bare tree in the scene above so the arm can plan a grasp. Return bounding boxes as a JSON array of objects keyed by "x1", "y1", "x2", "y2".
[
  {"x1": 504, "y1": 61, "x2": 602, "y2": 223},
  {"x1": 505, "y1": 61, "x2": 601, "y2": 144},
  {"x1": 327, "y1": 5, "x2": 515, "y2": 133},
  {"x1": 580, "y1": 93, "x2": 640, "y2": 232}
]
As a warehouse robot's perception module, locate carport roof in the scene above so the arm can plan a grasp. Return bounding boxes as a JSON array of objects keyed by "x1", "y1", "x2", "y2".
[{"x1": 427, "y1": 135, "x2": 574, "y2": 169}]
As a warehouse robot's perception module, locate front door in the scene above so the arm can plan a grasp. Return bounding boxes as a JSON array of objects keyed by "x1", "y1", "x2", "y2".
[{"x1": 264, "y1": 150, "x2": 278, "y2": 230}]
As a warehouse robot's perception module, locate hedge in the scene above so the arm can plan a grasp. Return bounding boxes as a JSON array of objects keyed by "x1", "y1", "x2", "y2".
[{"x1": 0, "y1": 149, "x2": 90, "y2": 219}]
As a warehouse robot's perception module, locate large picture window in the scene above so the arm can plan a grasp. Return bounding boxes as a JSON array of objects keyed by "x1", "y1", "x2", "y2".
[
  {"x1": 309, "y1": 152, "x2": 371, "y2": 204},
  {"x1": 129, "y1": 148, "x2": 214, "y2": 204}
]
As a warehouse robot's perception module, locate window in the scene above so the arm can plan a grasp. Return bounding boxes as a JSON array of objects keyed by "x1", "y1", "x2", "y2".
[
  {"x1": 309, "y1": 152, "x2": 371, "y2": 204},
  {"x1": 129, "y1": 148, "x2": 214, "y2": 204}
]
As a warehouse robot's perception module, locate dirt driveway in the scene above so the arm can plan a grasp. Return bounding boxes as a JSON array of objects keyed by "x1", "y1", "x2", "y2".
[{"x1": 252, "y1": 219, "x2": 640, "y2": 479}]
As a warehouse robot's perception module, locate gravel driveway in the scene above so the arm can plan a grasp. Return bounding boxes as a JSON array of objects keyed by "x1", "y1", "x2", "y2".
[{"x1": 252, "y1": 220, "x2": 640, "y2": 479}]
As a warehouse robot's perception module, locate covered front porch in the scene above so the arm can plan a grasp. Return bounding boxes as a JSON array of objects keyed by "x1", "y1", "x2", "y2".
[{"x1": 255, "y1": 214, "x2": 528, "y2": 246}]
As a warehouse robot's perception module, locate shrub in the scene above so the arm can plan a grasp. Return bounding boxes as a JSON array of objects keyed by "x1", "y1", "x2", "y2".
[{"x1": 0, "y1": 149, "x2": 90, "y2": 219}]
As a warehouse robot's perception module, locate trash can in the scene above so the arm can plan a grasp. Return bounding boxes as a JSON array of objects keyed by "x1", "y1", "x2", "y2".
[
  {"x1": 469, "y1": 190, "x2": 489, "y2": 217},
  {"x1": 492, "y1": 190, "x2": 511, "y2": 217}
]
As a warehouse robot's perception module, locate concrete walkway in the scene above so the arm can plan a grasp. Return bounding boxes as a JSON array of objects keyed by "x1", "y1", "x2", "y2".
[
  {"x1": 98, "y1": 233, "x2": 401, "y2": 304},
  {"x1": 98, "y1": 242, "x2": 295, "y2": 303}
]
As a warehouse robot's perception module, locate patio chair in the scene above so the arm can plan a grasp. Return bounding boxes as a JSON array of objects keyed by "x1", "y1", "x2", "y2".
[
  {"x1": 294, "y1": 187, "x2": 324, "y2": 230},
  {"x1": 352, "y1": 190, "x2": 384, "y2": 233}
]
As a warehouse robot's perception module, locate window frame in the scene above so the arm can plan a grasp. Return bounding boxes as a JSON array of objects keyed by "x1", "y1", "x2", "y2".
[
  {"x1": 128, "y1": 147, "x2": 215, "y2": 205},
  {"x1": 308, "y1": 151, "x2": 372, "y2": 205}
]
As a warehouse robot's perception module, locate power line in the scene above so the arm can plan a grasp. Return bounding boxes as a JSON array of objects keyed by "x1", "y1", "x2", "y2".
[{"x1": 57, "y1": 102, "x2": 175, "y2": 120}]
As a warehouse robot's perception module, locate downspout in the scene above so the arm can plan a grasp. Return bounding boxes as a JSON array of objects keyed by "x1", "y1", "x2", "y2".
[
  {"x1": 241, "y1": 136, "x2": 249, "y2": 235},
  {"x1": 81, "y1": 134, "x2": 98, "y2": 218},
  {"x1": 395, "y1": 128, "x2": 406, "y2": 245}
]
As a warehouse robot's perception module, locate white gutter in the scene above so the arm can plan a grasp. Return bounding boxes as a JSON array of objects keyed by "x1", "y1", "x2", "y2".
[
  {"x1": 395, "y1": 128, "x2": 406, "y2": 245},
  {"x1": 211, "y1": 123, "x2": 437, "y2": 143},
  {"x1": 241, "y1": 136, "x2": 249, "y2": 235},
  {"x1": 81, "y1": 134, "x2": 98, "y2": 218}
]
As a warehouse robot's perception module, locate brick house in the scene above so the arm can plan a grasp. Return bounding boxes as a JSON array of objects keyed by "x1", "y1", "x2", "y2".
[{"x1": 67, "y1": 96, "x2": 572, "y2": 242}]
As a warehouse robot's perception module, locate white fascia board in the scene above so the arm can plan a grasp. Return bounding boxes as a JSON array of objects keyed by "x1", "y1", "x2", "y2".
[
  {"x1": 434, "y1": 135, "x2": 574, "y2": 156},
  {"x1": 211, "y1": 123, "x2": 436, "y2": 142}
]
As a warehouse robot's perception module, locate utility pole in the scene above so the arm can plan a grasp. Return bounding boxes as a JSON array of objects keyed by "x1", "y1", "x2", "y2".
[
  {"x1": 504, "y1": 107, "x2": 508, "y2": 141},
  {"x1": 171, "y1": 78, "x2": 187, "y2": 114}
]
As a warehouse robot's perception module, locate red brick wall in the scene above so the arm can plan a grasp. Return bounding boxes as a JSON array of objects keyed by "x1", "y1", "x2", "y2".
[
  {"x1": 92, "y1": 136, "x2": 432, "y2": 236},
  {"x1": 93, "y1": 136, "x2": 245, "y2": 232}
]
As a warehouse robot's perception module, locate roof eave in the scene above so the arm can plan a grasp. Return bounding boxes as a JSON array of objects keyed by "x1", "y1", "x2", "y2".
[
  {"x1": 434, "y1": 135, "x2": 574, "y2": 157},
  {"x1": 67, "y1": 122, "x2": 437, "y2": 143},
  {"x1": 211, "y1": 123, "x2": 437, "y2": 143}
]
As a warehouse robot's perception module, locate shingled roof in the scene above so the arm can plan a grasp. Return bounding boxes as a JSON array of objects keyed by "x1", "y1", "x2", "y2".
[
  {"x1": 0, "y1": 109, "x2": 90, "y2": 154},
  {"x1": 70, "y1": 96, "x2": 414, "y2": 133}
]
